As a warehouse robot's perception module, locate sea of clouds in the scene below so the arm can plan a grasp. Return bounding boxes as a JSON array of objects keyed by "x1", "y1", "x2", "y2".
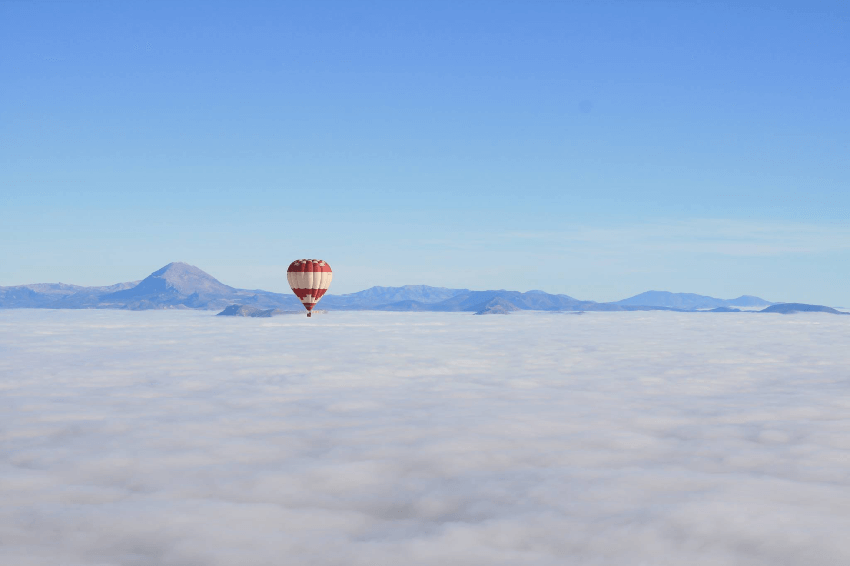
[{"x1": 1, "y1": 309, "x2": 849, "y2": 565}]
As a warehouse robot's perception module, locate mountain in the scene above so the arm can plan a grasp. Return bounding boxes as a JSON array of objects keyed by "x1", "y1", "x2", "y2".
[
  {"x1": 217, "y1": 305, "x2": 279, "y2": 317},
  {"x1": 217, "y1": 305, "x2": 305, "y2": 317},
  {"x1": 0, "y1": 262, "x2": 791, "y2": 314},
  {"x1": 320, "y1": 285, "x2": 468, "y2": 309},
  {"x1": 726, "y1": 295, "x2": 774, "y2": 307},
  {"x1": 106, "y1": 262, "x2": 233, "y2": 299},
  {"x1": 372, "y1": 291, "x2": 696, "y2": 313},
  {"x1": 372, "y1": 290, "x2": 589, "y2": 312},
  {"x1": 760, "y1": 303, "x2": 847, "y2": 315},
  {"x1": 0, "y1": 283, "x2": 86, "y2": 308},
  {"x1": 474, "y1": 297, "x2": 521, "y2": 315},
  {"x1": 0, "y1": 281, "x2": 140, "y2": 308},
  {"x1": 100, "y1": 262, "x2": 240, "y2": 309},
  {"x1": 615, "y1": 291, "x2": 773, "y2": 310},
  {"x1": 1, "y1": 263, "x2": 301, "y2": 311}
]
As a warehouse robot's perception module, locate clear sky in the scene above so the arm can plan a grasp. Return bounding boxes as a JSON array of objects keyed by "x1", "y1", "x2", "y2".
[{"x1": 2, "y1": 0, "x2": 848, "y2": 304}]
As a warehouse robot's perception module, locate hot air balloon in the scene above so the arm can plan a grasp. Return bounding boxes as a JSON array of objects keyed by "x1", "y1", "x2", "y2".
[{"x1": 287, "y1": 259, "x2": 333, "y2": 317}]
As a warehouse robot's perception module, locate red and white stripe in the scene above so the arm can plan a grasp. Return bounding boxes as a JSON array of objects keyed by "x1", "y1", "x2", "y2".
[{"x1": 287, "y1": 259, "x2": 333, "y2": 312}]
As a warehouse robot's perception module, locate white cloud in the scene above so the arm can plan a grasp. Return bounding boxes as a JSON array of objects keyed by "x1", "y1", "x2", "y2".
[{"x1": 2, "y1": 310, "x2": 850, "y2": 565}]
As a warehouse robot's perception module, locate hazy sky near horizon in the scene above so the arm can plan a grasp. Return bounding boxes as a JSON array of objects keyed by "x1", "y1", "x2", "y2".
[{"x1": 2, "y1": 1, "x2": 848, "y2": 303}]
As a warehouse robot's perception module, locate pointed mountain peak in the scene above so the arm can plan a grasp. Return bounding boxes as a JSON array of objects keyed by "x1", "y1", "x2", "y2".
[
  {"x1": 148, "y1": 262, "x2": 204, "y2": 278},
  {"x1": 151, "y1": 261, "x2": 207, "y2": 277},
  {"x1": 100, "y1": 262, "x2": 234, "y2": 302},
  {"x1": 145, "y1": 262, "x2": 232, "y2": 295}
]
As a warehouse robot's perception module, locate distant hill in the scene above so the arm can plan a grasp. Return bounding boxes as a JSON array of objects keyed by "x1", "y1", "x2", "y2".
[
  {"x1": 217, "y1": 305, "x2": 307, "y2": 317},
  {"x1": 760, "y1": 303, "x2": 847, "y2": 315},
  {"x1": 474, "y1": 297, "x2": 521, "y2": 315},
  {"x1": 615, "y1": 291, "x2": 773, "y2": 310}
]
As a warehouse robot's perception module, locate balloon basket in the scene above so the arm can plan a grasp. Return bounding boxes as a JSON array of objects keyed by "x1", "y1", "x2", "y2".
[{"x1": 307, "y1": 311, "x2": 312, "y2": 317}]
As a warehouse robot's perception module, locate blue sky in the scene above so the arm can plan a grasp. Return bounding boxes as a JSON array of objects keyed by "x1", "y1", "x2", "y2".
[{"x1": 2, "y1": 0, "x2": 848, "y2": 304}]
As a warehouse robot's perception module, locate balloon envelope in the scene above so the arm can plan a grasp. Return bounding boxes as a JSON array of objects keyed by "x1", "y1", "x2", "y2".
[{"x1": 287, "y1": 259, "x2": 332, "y2": 315}]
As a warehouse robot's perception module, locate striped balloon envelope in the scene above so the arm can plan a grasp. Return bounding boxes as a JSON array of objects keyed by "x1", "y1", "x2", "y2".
[{"x1": 287, "y1": 259, "x2": 333, "y2": 316}]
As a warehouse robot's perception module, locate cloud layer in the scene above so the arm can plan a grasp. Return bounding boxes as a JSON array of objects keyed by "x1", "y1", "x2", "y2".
[{"x1": 2, "y1": 310, "x2": 850, "y2": 565}]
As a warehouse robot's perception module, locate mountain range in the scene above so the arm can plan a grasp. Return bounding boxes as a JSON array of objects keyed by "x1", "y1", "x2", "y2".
[
  {"x1": 1, "y1": 263, "x2": 298, "y2": 311},
  {"x1": 1, "y1": 261, "x2": 833, "y2": 315},
  {"x1": 613, "y1": 291, "x2": 773, "y2": 310}
]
